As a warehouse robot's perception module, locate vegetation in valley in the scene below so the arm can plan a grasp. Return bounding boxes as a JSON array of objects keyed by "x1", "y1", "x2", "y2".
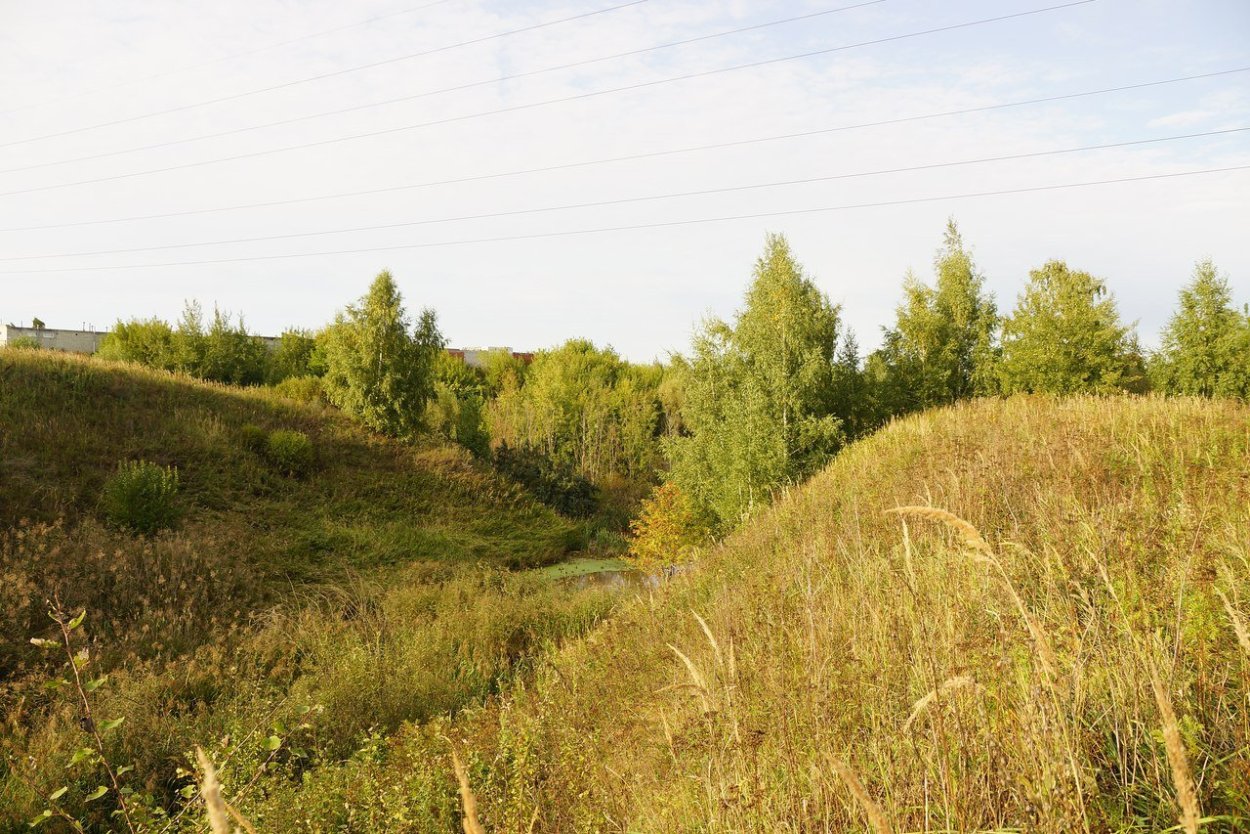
[
  {"x1": 32, "y1": 395, "x2": 1242, "y2": 833},
  {"x1": 2, "y1": 220, "x2": 1248, "y2": 832}
]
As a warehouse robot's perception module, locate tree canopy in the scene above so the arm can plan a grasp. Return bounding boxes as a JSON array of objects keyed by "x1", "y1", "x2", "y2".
[
  {"x1": 998, "y1": 260, "x2": 1144, "y2": 394},
  {"x1": 320, "y1": 271, "x2": 443, "y2": 438},
  {"x1": 1150, "y1": 259, "x2": 1250, "y2": 398},
  {"x1": 667, "y1": 234, "x2": 844, "y2": 531}
]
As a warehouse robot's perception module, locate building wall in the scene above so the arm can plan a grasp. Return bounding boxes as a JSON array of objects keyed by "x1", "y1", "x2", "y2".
[{"x1": 1, "y1": 325, "x2": 105, "y2": 354}]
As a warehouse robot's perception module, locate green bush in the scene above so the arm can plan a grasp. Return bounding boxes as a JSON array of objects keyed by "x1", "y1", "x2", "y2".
[
  {"x1": 272, "y1": 374, "x2": 324, "y2": 404},
  {"x1": 241, "y1": 423, "x2": 269, "y2": 453},
  {"x1": 7, "y1": 336, "x2": 42, "y2": 350},
  {"x1": 494, "y1": 442, "x2": 597, "y2": 518},
  {"x1": 100, "y1": 460, "x2": 180, "y2": 535},
  {"x1": 266, "y1": 430, "x2": 315, "y2": 476}
]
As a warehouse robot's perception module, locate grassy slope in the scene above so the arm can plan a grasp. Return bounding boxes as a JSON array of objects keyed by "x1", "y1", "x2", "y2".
[
  {"x1": 0, "y1": 349, "x2": 577, "y2": 575},
  {"x1": 0, "y1": 350, "x2": 620, "y2": 831},
  {"x1": 246, "y1": 396, "x2": 1250, "y2": 833}
]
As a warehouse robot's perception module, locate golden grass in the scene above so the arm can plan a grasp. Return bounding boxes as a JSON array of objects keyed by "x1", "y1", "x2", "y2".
[
  {"x1": 17, "y1": 394, "x2": 1250, "y2": 833},
  {"x1": 827, "y1": 755, "x2": 894, "y2": 834},
  {"x1": 1216, "y1": 588, "x2": 1250, "y2": 659},
  {"x1": 452, "y1": 749, "x2": 487, "y2": 834},
  {"x1": 1148, "y1": 669, "x2": 1202, "y2": 834}
]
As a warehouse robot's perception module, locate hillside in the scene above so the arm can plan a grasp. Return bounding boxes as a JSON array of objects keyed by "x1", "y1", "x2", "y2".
[
  {"x1": 0, "y1": 350, "x2": 628, "y2": 832},
  {"x1": 0, "y1": 349, "x2": 577, "y2": 567},
  {"x1": 0, "y1": 349, "x2": 587, "y2": 680},
  {"x1": 233, "y1": 396, "x2": 1249, "y2": 832}
]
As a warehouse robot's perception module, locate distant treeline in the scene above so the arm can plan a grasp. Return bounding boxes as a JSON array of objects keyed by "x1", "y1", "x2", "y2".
[{"x1": 81, "y1": 219, "x2": 1248, "y2": 542}]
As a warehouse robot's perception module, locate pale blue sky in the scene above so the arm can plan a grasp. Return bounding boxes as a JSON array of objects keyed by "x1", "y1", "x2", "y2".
[{"x1": 1, "y1": 0, "x2": 1247, "y2": 359}]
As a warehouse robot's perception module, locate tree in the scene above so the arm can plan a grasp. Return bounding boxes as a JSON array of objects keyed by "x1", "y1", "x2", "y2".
[
  {"x1": 199, "y1": 307, "x2": 267, "y2": 386},
  {"x1": 998, "y1": 260, "x2": 1144, "y2": 394},
  {"x1": 1150, "y1": 259, "x2": 1250, "y2": 398},
  {"x1": 667, "y1": 234, "x2": 843, "y2": 531},
  {"x1": 266, "y1": 329, "x2": 326, "y2": 384},
  {"x1": 486, "y1": 339, "x2": 663, "y2": 482},
  {"x1": 320, "y1": 271, "x2": 442, "y2": 438},
  {"x1": 870, "y1": 220, "x2": 999, "y2": 415},
  {"x1": 97, "y1": 319, "x2": 176, "y2": 369}
]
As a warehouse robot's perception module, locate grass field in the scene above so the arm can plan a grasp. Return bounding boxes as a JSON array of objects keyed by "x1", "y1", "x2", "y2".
[
  {"x1": 231, "y1": 395, "x2": 1249, "y2": 833},
  {"x1": 0, "y1": 350, "x2": 619, "y2": 831},
  {"x1": 3, "y1": 349, "x2": 1248, "y2": 832}
]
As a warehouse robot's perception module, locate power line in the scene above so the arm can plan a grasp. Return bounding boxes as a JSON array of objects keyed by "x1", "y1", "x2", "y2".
[
  {"x1": 2, "y1": 165, "x2": 1243, "y2": 274},
  {"x1": 0, "y1": 0, "x2": 463, "y2": 117},
  {"x1": 0, "y1": 65, "x2": 1241, "y2": 232},
  {"x1": 0, "y1": 0, "x2": 649, "y2": 149},
  {"x1": 5, "y1": 128, "x2": 1243, "y2": 262},
  {"x1": 0, "y1": 0, "x2": 888, "y2": 176},
  {"x1": 0, "y1": 0, "x2": 1099, "y2": 198}
]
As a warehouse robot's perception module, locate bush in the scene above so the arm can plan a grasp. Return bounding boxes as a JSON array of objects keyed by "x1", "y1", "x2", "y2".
[
  {"x1": 627, "y1": 482, "x2": 710, "y2": 571},
  {"x1": 100, "y1": 460, "x2": 180, "y2": 535},
  {"x1": 266, "y1": 430, "x2": 314, "y2": 477},
  {"x1": 240, "y1": 423, "x2": 269, "y2": 453},
  {"x1": 494, "y1": 442, "x2": 597, "y2": 518},
  {"x1": 273, "y1": 374, "x2": 325, "y2": 404},
  {"x1": 6, "y1": 336, "x2": 41, "y2": 350}
]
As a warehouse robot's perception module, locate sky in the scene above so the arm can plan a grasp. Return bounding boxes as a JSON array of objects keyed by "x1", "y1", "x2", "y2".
[{"x1": 1, "y1": 0, "x2": 1247, "y2": 360}]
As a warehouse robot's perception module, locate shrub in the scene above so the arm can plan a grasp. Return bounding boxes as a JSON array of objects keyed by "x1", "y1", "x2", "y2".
[
  {"x1": 240, "y1": 423, "x2": 269, "y2": 453},
  {"x1": 273, "y1": 373, "x2": 325, "y2": 404},
  {"x1": 6, "y1": 335, "x2": 41, "y2": 350},
  {"x1": 494, "y1": 442, "x2": 597, "y2": 518},
  {"x1": 266, "y1": 430, "x2": 315, "y2": 477},
  {"x1": 627, "y1": 482, "x2": 710, "y2": 570},
  {"x1": 100, "y1": 460, "x2": 180, "y2": 535}
]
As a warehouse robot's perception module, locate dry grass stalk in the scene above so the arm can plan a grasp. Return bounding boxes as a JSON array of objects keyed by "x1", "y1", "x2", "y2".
[
  {"x1": 1215, "y1": 588, "x2": 1250, "y2": 658},
  {"x1": 1148, "y1": 669, "x2": 1201, "y2": 834},
  {"x1": 902, "y1": 675, "x2": 980, "y2": 732},
  {"x1": 826, "y1": 755, "x2": 893, "y2": 834},
  {"x1": 887, "y1": 506, "x2": 992, "y2": 557},
  {"x1": 196, "y1": 747, "x2": 234, "y2": 834},
  {"x1": 451, "y1": 748, "x2": 487, "y2": 834},
  {"x1": 889, "y1": 505, "x2": 1058, "y2": 679},
  {"x1": 691, "y1": 610, "x2": 722, "y2": 665}
]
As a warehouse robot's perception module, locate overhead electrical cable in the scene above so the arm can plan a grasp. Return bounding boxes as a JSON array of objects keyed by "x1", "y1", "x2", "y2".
[
  {"x1": 2, "y1": 165, "x2": 1243, "y2": 275},
  {"x1": 3, "y1": 127, "x2": 1243, "y2": 262},
  {"x1": 0, "y1": 0, "x2": 1099, "y2": 198},
  {"x1": 0, "y1": 65, "x2": 1239, "y2": 225},
  {"x1": 0, "y1": 0, "x2": 889, "y2": 175},
  {"x1": 0, "y1": 0, "x2": 650, "y2": 148},
  {"x1": 0, "y1": 0, "x2": 463, "y2": 117}
]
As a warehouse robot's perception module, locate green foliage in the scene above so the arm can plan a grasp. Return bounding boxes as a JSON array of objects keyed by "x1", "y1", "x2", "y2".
[
  {"x1": 320, "y1": 271, "x2": 443, "y2": 438},
  {"x1": 999, "y1": 260, "x2": 1145, "y2": 394},
  {"x1": 667, "y1": 233, "x2": 844, "y2": 531},
  {"x1": 266, "y1": 329, "x2": 326, "y2": 384},
  {"x1": 1150, "y1": 259, "x2": 1250, "y2": 398},
  {"x1": 428, "y1": 383, "x2": 491, "y2": 459},
  {"x1": 272, "y1": 373, "x2": 324, "y2": 404},
  {"x1": 240, "y1": 423, "x2": 269, "y2": 453},
  {"x1": 487, "y1": 340, "x2": 666, "y2": 483},
  {"x1": 266, "y1": 429, "x2": 315, "y2": 476},
  {"x1": 870, "y1": 220, "x2": 999, "y2": 415},
  {"x1": 626, "y1": 482, "x2": 710, "y2": 571},
  {"x1": 99, "y1": 460, "x2": 180, "y2": 535},
  {"x1": 494, "y1": 442, "x2": 598, "y2": 518},
  {"x1": 479, "y1": 348, "x2": 529, "y2": 396},
  {"x1": 98, "y1": 304, "x2": 269, "y2": 386},
  {"x1": 96, "y1": 318, "x2": 176, "y2": 369},
  {"x1": 6, "y1": 336, "x2": 42, "y2": 350},
  {"x1": 198, "y1": 306, "x2": 267, "y2": 385}
]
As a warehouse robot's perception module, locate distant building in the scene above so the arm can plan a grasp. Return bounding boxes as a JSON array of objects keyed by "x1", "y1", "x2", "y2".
[
  {"x1": 2, "y1": 323, "x2": 533, "y2": 367},
  {"x1": 1, "y1": 322, "x2": 106, "y2": 354},
  {"x1": 447, "y1": 347, "x2": 535, "y2": 369}
]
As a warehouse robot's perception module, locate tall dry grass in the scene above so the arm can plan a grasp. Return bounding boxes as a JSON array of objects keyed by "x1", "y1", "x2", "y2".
[{"x1": 270, "y1": 395, "x2": 1246, "y2": 833}]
